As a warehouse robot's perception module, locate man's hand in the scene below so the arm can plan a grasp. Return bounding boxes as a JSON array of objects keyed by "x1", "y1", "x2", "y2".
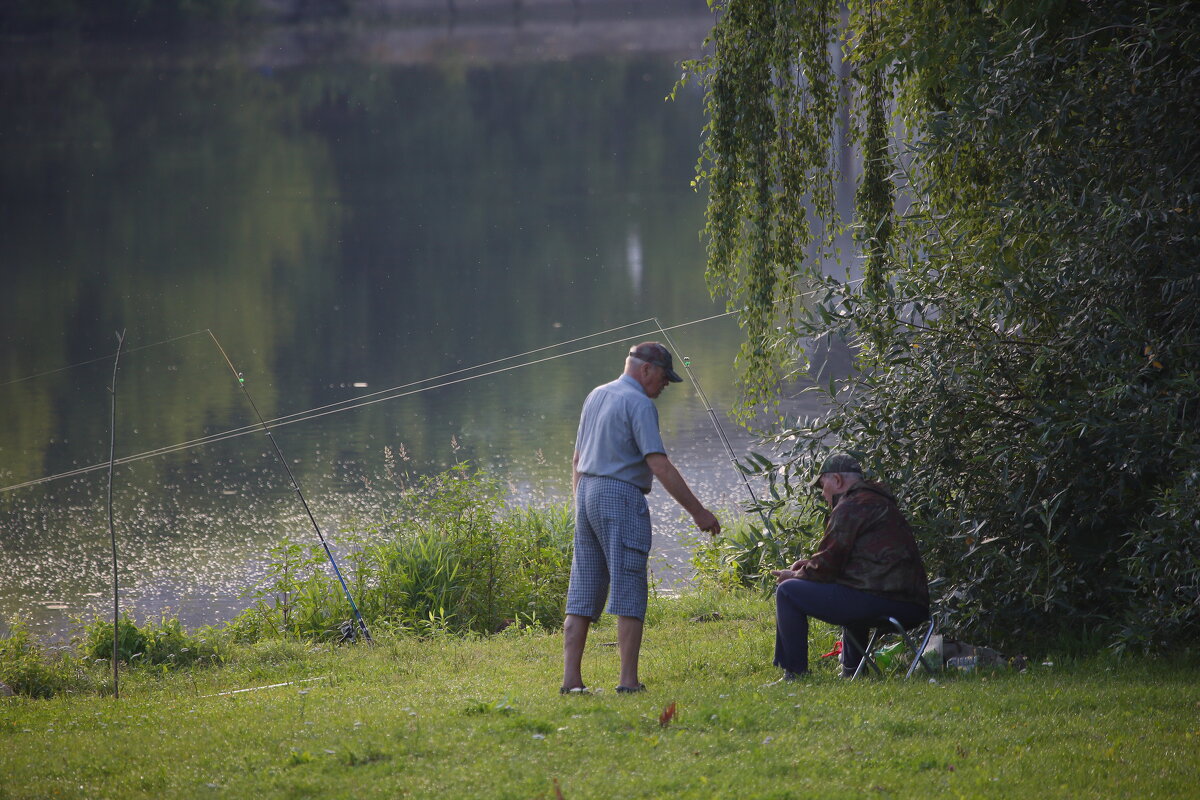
[
  {"x1": 693, "y1": 508, "x2": 720, "y2": 536},
  {"x1": 770, "y1": 569, "x2": 799, "y2": 585},
  {"x1": 789, "y1": 558, "x2": 808, "y2": 572}
]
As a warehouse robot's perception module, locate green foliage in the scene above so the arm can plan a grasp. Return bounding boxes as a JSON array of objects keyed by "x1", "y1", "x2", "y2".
[
  {"x1": 372, "y1": 530, "x2": 467, "y2": 633},
  {"x1": 227, "y1": 538, "x2": 352, "y2": 642},
  {"x1": 681, "y1": 0, "x2": 842, "y2": 421},
  {"x1": 231, "y1": 464, "x2": 573, "y2": 641},
  {"x1": 490, "y1": 504, "x2": 575, "y2": 628},
  {"x1": 0, "y1": 618, "x2": 93, "y2": 699},
  {"x1": 80, "y1": 613, "x2": 221, "y2": 667},
  {"x1": 1, "y1": 613, "x2": 222, "y2": 699},
  {"x1": 850, "y1": 1, "x2": 894, "y2": 297},
  {"x1": 370, "y1": 465, "x2": 574, "y2": 634},
  {"x1": 690, "y1": 1, "x2": 1200, "y2": 651},
  {"x1": 1117, "y1": 467, "x2": 1200, "y2": 650},
  {"x1": 239, "y1": 537, "x2": 327, "y2": 638},
  {"x1": 692, "y1": 508, "x2": 824, "y2": 593}
]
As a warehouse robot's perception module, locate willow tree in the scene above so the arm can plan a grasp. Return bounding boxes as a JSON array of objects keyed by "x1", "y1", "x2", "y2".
[{"x1": 686, "y1": 1, "x2": 1200, "y2": 651}]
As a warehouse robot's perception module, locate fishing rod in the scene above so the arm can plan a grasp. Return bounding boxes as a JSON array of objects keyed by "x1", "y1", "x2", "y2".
[
  {"x1": 107, "y1": 330, "x2": 126, "y2": 699},
  {"x1": 207, "y1": 331, "x2": 373, "y2": 645},
  {"x1": 652, "y1": 319, "x2": 776, "y2": 535}
]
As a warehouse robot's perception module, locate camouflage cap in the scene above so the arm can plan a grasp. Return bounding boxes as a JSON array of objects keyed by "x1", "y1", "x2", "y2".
[{"x1": 810, "y1": 452, "x2": 864, "y2": 486}]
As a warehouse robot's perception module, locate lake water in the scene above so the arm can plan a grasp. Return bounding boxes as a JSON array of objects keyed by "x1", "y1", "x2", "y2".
[{"x1": 0, "y1": 7, "x2": 857, "y2": 639}]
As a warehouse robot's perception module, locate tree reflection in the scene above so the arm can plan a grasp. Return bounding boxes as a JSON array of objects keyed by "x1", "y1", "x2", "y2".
[{"x1": 0, "y1": 54, "x2": 722, "y2": 493}]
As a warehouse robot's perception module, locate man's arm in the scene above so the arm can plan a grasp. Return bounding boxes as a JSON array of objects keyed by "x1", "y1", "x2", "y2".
[
  {"x1": 792, "y1": 508, "x2": 860, "y2": 582},
  {"x1": 572, "y1": 450, "x2": 581, "y2": 496},
  {"x1": 645, "y1": 452, "x2": 720, "y2": 535}
]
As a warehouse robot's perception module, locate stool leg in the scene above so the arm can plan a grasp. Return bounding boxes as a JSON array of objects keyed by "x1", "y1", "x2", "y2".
[
  {"x1": 846, "y1": 627, "x2": 883, "y2": 679},
  {"x1": 904, "y1": 619, "x2": 938, "y2": 678}
]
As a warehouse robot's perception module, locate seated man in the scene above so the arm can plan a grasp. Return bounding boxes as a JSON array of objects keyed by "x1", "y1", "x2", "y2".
[{"x1": 770, "y1": 453, "x2": 929, "y2": 679}]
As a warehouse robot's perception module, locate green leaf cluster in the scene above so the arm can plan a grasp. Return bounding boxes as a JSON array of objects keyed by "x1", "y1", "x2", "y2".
[{"x1": 80, "y1": 613, "x2": 222, "y2": 668}]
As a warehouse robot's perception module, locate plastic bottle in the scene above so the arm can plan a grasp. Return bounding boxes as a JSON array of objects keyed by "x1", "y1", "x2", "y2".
[
  {"x1": 946, "y1": 656, "x2": 978, "y2": 671},
  {"x1": 874, "y1": 641, "x2": 904, "y2": 670}
]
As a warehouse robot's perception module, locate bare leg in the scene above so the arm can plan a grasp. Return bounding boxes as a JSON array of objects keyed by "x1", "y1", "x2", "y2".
[
  {"x1": 562, "y1": 613, "x2": 591, "y2": 690},
  {"x1": 616, "y1": 615, "x2": 644, "y2": 688}
]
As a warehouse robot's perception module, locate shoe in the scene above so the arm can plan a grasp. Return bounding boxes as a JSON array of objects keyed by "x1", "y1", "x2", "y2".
[
  {"x1": 559, "y1": 685, "x2": 591, "y2": 695},
  {"x1": 762, "y1": 671, "x2": 805, "y2": 687},
  {"x1": 615, "y1": 683, "x2": 646, "y2": 694}
]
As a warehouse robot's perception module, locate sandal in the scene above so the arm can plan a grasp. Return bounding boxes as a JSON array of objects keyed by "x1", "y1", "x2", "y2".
[
  {"x1": 615, "y1": 683, "x2": 646, "y2": 694},
  {"x1": 559, "y1": 685, "x2": 591, "y2": 695}
]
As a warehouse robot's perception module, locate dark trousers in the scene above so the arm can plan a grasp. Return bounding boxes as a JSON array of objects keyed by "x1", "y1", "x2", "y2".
[{"x1": 774, "y1": 579, "x2": 928, "y2": 676}]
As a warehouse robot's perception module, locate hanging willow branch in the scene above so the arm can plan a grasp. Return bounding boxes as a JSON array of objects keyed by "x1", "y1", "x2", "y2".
[
  {"x1": 681, "y1": 0, "x2": 895, "y2": 421},
  {"x1": 852, "y1": 0, "x2": 894, "y2": 298}
]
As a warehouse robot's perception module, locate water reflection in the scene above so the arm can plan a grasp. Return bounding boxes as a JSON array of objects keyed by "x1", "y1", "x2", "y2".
[{"x1": 0, "y1": 14, "x2": 852, "y2": 638}]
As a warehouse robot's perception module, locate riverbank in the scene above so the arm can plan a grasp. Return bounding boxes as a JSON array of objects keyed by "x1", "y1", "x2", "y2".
[
  {"x1": 0, "y1": 0, "x2": 714, "y2": 68},
  {"x1": 3, "y1": 590, "x2": 1197, "y2": 798}
]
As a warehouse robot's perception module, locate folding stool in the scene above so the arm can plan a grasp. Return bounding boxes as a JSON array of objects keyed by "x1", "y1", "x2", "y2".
[{"x1": 844, "y1": 615, "x2": 938, "y2": 679}]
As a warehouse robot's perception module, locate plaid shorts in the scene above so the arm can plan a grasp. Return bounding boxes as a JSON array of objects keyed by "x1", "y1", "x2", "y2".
[{"x1": 566, "y1": 476, "x2": 652, "y2": 620}]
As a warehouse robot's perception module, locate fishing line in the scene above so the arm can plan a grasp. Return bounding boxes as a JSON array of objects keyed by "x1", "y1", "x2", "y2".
[
  {"x1": 0, "y1": 310, "x2": 734, "y2": 492},
  {"x1": 0, "y1": 329, "x2": 212, "y2": 388},
  {"x1": 207, "y1": 330, "x2": 374, "y2": 645},
  {"x1": 181, "y1": 315, "x2": 671, "y2": 437},
  {"x1": 0, "y1": 317, "x2": 669, "y2": 493},
  {"x1": 1, "y1": 280, "x2": 857, "y2": 495},
  {"x1": 652, "y1": 318, "x2": 775, "y2": 534},
  {"x1": 200, "y1": 675, "x2": 328, "y2": 698}
]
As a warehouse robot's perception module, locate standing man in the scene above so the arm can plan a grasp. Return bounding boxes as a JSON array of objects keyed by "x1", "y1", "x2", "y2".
[
  {"x1": 769, "y1": 453, "x2": 929, "y2": 680},
  {"x1": 561, "y1": 342, "x2": 720, "y2": 694}
]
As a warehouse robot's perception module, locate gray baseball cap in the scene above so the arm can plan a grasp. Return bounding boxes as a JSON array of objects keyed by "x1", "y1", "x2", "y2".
[
  {"x1": 628, "y1": 342, "x2": 683, "y2": 382},
  {"x1": 810, "y1": 452, "x2": 864, "y2": 486}
]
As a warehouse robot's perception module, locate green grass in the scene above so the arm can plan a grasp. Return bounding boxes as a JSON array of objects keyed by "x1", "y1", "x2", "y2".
[{"x1": 1, "y1": 591, "x2": 1197, "y2": 799}]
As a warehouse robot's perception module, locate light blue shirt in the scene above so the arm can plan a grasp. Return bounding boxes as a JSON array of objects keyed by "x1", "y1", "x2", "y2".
[{"x1": 574, "y1": 374, "x2": 666, "y2": 492}]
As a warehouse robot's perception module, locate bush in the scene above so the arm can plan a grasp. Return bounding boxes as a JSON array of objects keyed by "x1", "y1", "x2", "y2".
[
  {"x1": 0, "y1": 618, "x2": 93, "y2": 699},
  {"x1": 1116, "y1": 468, "x2": 1200, "y2": 652},
  {"x1": 80, "y1": 613, "x2": 222, "y2": 668},
  {"x1": 491, "y1": 504, "x2": 573, "y2": 628},
  {"x1": 229, "y1": 538, "x2": 343, "y2": 642}
]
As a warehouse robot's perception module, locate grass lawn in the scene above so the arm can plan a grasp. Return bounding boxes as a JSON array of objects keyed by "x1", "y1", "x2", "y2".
[{"x1": 1, "y1": 591, "x2": 1197, "y2": 799}]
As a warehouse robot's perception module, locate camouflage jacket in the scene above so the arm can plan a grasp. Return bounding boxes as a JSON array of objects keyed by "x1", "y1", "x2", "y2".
[{"x1": 796, "y1": 482, "x2": 929, "y2": 608}]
